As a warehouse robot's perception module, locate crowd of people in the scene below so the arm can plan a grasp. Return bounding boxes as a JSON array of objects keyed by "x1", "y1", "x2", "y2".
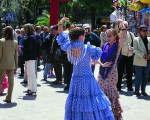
[{"x1": 0, "y1": 16, "x2": 150, "y2": 120}]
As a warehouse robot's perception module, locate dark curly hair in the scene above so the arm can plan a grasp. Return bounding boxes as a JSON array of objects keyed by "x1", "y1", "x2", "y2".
[{"x1": 69, "y1": 27, "x2": 85, "y2": 41}]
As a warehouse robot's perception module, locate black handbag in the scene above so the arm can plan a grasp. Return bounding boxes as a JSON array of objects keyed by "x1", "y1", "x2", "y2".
[{"x1": 55, "y1": 48, "x2": 62, "y2": 60}]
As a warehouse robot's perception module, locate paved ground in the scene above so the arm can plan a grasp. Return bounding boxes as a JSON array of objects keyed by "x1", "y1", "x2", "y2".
[{"x1": 0, "y1": 65, "x2": 150, "y2": 120}]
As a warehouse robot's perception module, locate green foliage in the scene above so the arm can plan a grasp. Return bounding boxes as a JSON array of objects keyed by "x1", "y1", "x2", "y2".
[
  {"x1": 74, "y1": 0, "x2": 113, "y2": 11},
  {"x1": 36, "y1": 13, "x2": 50, "y2": 26},
  {"x1": 118, "y1": 0, "x2": 128, "y2": 8}
]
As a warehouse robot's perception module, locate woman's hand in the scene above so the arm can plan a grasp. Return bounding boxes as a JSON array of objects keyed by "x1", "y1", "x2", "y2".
[
  {"x1": 59, "y1": 15, "x2": 69, "y2": 24},
  {"x1": 101, "y1": 62, "x2": 112, "y2": 67},
  {"x1": 58, "y1": 15, "x2": 69, "y2": 34},
  {"x1": 91, "y1": 60, "x2": 100, "y2": 65}
]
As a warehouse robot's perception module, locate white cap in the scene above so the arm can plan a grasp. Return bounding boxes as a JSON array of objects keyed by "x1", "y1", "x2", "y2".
[{"x1": 83, "y1": 24, "x2": 91, "y2": 29}]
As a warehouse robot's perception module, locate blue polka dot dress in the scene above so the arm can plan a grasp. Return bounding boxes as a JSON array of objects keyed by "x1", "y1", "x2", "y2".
[{"x1": 57, "y1": 32, "x2": 115, "y2": 120}]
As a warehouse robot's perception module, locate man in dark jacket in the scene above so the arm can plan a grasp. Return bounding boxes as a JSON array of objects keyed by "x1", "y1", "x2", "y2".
[
  {"x1": 83, "y1": 24, "x2": 101, "y2": 73},
  {"x1": 40, "y1": 26, "x2": 49, "y2": 69},
  {"x1": 47, "y1": 25, "x2": 62, "y2": 84}
]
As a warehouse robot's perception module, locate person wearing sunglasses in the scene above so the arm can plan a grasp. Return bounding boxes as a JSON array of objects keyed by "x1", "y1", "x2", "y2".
[
  {"x1": 133, "y1": 25, "x2": 150, "y2": 96},
  {"x1": 117, "y1": 21, "x2": 135, "y2": 92}
]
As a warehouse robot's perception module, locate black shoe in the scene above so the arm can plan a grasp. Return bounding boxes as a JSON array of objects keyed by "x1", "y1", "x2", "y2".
[
  {"x1": 19, "y1": 74, "x2": 24, "y2": 77},
  {"x1": 51, "y1": 80, "x2": 62, "y2": 85},
  {"x1": 37, "y1": 68, "x2": 41, "y2": 72},
  {"x1": 3, "y1": 99, "x2": 11, "y2": 103},
  {"x1": 41, "y1": 78, "x2": 47, "y2": 81},
  {"x1": 141, "y1": 92, "x2": 148, "y2": 96},
  {"x1": 23, "y1": 89, "x2": 31, "y2": 93},
  {"x1": 20, "y1": 80, "x2": 27, "y2": 84},
  {"x1": 26, "y1": 91, "x2": 37, "y2": 96},
  {"x1": 127, "y1": 88, "x2": 134, "y2": 91},
  {"x1": 64, "y1": 85, "x2": 70, "y2": 91},
  {"x1": 134, "y1": 91, "x2": 141, "y2": 96}
]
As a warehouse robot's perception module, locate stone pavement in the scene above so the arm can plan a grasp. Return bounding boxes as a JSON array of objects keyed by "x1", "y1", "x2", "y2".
[{"x1": 0, "y1": 65, "x2": 150, "y2": 120}]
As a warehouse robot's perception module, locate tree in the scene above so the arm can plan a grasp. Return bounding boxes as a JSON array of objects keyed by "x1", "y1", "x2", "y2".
[
  {"x1": 60, "y1": 0, "x2": 113, "y2": 29},
  {"x1": 36, "y1": 12, "x2": 50, "y2": 26},
  {"x1": 0, "y1": 0, "x2": 50, "y2": 25}
]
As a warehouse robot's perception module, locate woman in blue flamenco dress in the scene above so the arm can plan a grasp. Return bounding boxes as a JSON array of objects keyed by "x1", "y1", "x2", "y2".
[{"x1": 57, "y1": 17, "x2": 115, "y2": 120}]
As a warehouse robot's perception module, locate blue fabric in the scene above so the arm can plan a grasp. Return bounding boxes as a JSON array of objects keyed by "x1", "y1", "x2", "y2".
[
  {"x1": 19, "y1": 35, "x2": 25, "y2": 48},
  {"x1": 18, "y1": 35, "x2": 25, "y2": 56},
  {"x1": 57, "y1": 33, "x2": 115, "y2": 120},
  {"x1": 100, "y1": 41, "x2": 118, "y2": 80},
  {"x1": 135, "y1": 65, "x2": 149, "y2": 92},
  {"x1": 43, "y1": 63, "x2": 53, "y2": 79}
]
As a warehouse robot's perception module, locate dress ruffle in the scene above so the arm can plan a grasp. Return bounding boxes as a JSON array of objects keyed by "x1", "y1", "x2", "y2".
[{"x1": 65, "y1": 75, "x2": 115, "y2": 120}]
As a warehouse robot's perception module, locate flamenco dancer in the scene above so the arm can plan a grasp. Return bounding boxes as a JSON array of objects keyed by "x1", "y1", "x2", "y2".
[
  {"x1": 98, "y1": 19, "x2": 127, "y2": 120},
  {"x1": 57, "y1": 16, "x2": 115, "y2": 120}
]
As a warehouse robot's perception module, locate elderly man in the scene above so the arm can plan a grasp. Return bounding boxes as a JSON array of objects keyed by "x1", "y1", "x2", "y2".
[{"x1": 117, "y1": 21, "x2": 135, "y2": 91}]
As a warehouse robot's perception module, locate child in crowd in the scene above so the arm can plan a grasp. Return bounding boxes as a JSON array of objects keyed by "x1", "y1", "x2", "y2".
[{"x1": 0, "y1": 75, "x2": 8, "y2": 95}]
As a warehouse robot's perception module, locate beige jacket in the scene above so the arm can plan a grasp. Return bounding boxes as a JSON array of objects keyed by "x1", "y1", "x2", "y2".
[
  {"x1": 133, "y1": 36, "x2": 150, "y2": 67},
  {"x1": 100, "y1": 32, "x2": 108, "y2": 46},
  {"x1": 121, "y1": 31, "x2": 135, "y2": 57},
  {"x1": 0, "y1": 38, "x2": 18, "y2": 69}
]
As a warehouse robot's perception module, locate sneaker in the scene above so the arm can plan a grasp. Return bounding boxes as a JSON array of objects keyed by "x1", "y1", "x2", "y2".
[
  {"x1": 134, "y1": 91, "x2": 141, "y2": 96},
  {"x1": 141, "y1": 92, "x2": 148, "y2": 96}
]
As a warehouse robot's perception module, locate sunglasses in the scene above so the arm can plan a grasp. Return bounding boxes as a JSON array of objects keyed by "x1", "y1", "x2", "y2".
[
  {"x1": 121, "y1": 28, "x2": 127, "y2": 31},
  {"x1": 141, "y1": 30, "x2": 148, "y2": 32}
]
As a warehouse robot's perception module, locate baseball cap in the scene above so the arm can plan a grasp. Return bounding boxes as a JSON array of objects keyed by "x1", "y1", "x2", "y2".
[{"x1": 83, "y1": 24, "x2": 91, "y2": 29}]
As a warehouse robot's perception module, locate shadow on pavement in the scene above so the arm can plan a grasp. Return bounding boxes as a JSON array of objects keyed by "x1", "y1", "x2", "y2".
[
  {"x1": 137, "y1": 96, "x2": 150, "y2": 101},
  {"x1": 41, "y1": 80, "x2": 51, "y2": 85},
  {"x1": 0, "y1": 102, "x2": 17, "y2": 108},
  {"x1": 17, "y1": 95, "x2": 37, "y2": 101},
  {"x1": 56, "y1": 90, "x2": 69, "y2": 94},
  {"x1": 119, "y1": 90, "x2": 134, "y2": 96},
  {"x1": 21, "y1": 83, "x2": 41, "y2": 87},
  {"x1": 50, "y1": 84, "x2": 65, "y2": 89}
]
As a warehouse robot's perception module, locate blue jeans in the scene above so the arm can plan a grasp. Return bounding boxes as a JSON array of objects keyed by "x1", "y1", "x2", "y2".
[
  {"x1": 135, "y1": 65, "x2": 149, "y2": 92},
  {"x1": 43, "y1": 63, "x2": 53, "y2": 79}
]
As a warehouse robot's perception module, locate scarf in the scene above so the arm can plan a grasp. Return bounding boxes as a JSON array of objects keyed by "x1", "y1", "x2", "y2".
[{"x1": 100, "y1": 40, "x2": 118, "y2": 80}]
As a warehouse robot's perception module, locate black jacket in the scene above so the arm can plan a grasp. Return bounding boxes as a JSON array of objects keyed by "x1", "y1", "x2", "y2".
[
  {"x1": 23, "y1": 34, "x2": 38, "y2": 61},
  {"x1": 47, "y1": 34, "x2": 62, "y2": 63},
  {"x1": 40, "y1": 32, "x2": 49, "y2": 50}
]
